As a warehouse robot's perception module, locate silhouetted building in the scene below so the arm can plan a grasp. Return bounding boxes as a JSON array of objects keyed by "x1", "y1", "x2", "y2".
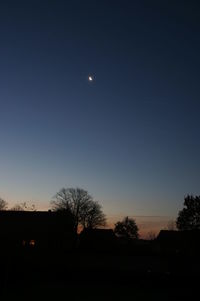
[
  {"x1": 157, "y1": 230, "x2": 200, "y2": 255},
  {"x1": 0, "y1": 210, "x2": 75, "y2": 253},
  {"x1": 79, "y1": 228, "x2": 117, "y2": 252}
]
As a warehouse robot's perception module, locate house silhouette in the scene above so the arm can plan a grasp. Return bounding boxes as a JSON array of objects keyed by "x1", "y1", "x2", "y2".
[
  {"x1": 157, "y1": 230, "x2": 200, "y2": 255},
  {"x1": 79, "y1": 228, "x2": 117, "y2": 252},
  {"x1": 0, "y1": 210, "x2": 75, "y2": 254}
]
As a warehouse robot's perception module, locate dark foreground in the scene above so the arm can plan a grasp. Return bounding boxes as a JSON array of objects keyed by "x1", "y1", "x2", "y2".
[{"x1": 0, "y1": 252, "x2": 198, "y2": 300}]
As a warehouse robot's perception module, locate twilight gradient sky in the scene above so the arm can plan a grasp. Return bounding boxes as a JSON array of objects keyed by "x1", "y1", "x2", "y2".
[{"x1": 0, "y1": 1, "x2": 200, "y2": 233}]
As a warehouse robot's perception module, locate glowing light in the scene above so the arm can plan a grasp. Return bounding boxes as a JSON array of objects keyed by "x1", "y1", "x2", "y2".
[
  {"x1": 29, "y1": 240, "x2": 35, "y2": 246},
  {"x1": 88, "y1": 76, "x2": 93, "y2": 81}
]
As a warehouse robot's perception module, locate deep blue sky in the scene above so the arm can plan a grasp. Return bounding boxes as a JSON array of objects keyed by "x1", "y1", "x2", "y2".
[{"x1": 0, "y1": 1, "x2": 200, "y2": 231}]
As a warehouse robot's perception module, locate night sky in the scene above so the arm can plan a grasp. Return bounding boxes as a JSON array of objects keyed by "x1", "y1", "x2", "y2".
[{"x1": 0, "y1": 1, "x2": 200, "y2": 235}]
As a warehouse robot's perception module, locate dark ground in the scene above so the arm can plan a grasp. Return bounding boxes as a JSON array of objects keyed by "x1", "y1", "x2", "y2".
[{"x1": 0, "y1": 252, "x2": 198, "y2": 300}]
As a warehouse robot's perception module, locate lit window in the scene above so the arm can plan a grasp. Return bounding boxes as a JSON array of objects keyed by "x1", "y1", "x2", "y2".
[{"x1": 29, "y1": 240, "x2": 35, "y2": 246}]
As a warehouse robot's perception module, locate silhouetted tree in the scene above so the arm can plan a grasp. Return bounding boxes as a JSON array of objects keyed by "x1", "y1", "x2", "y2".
[
  {"x1": 114, "y1": 216, "x2": 139, "y2": 239},
  {"x1": 51, "y1": 187, "x2": 106, "y2": 233},
  {"x1": 166, "y1": 220, "x2": 176, "y2": 231},
  {"x1": 176, "y1": 195, "x2": 200, "y2": 230},
  {"x1": 146, "y1": 231, "x2": 157, "y2": 240},
  {"x1": 0, "y1": 198, "x2": 8, "y2": 210},
  {"x1": 80, "y1": 200, "x2": 106, "y2": 229},
  {"x1": 11, "y1": 202, "x2": 36, "y2": 211}
]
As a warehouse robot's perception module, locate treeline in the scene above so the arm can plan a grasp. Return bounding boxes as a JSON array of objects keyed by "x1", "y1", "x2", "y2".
[{"x1": 1, "y1": 189, "x2": 200, "y2": 237}]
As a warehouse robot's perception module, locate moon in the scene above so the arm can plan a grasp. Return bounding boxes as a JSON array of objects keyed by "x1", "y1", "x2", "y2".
[{"x1": 88, "y1": 75, "x2": 93, "y2": 81}]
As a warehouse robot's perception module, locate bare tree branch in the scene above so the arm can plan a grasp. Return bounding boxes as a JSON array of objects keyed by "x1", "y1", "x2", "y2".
[
  {"x1": 0, "y1": 198, "x2": 8, "y2": 210},
  {"x1": 51, "y1": 187, "x2": 106, "y2": 233}
]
